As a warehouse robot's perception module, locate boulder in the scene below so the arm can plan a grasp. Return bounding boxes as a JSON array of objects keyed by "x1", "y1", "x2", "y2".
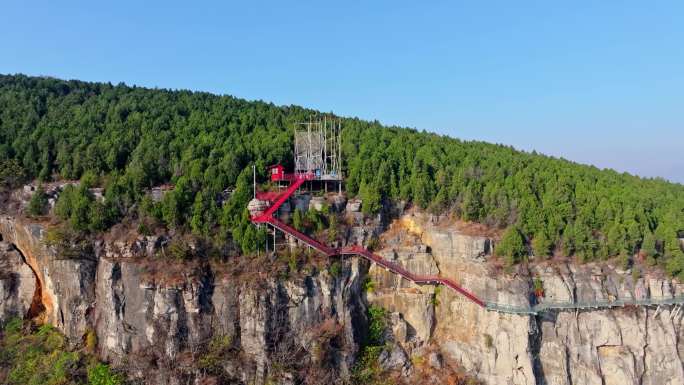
[
  {"x1": 330, "y1": 194, "x2": 347, "y2": 212},
  {"x1": 309, "y1": 196, "x2": 326, "y2": 211},
  {"x1": 292, "y1": 194, "x2": 311, "y2": 212},
  {"x1": 346, "y1": 199, "x2": 362, "y2": 213}
]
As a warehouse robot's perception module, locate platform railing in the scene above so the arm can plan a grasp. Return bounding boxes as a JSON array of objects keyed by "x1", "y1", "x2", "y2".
[{"x1": 484, "y1": 295, "x2": 684, "y2": 315}]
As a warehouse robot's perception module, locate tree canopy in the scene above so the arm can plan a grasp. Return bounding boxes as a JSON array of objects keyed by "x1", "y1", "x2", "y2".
[{"x1": 1, "y1": 74, "x2": 683, "y2": 277}]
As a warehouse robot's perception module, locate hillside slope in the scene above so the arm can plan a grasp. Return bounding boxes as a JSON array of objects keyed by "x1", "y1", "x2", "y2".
[{"x1": 0, "y1": 73, "x2": 683, "y2": 277}]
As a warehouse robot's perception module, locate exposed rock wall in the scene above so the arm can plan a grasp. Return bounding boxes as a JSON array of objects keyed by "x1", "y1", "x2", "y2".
[
  {"x1": 3, "y1": 211, "x2": 684, "y2": 385},
  {"x1": 534, "y1": 264, "x2": 684, "y2": 385},
  {"x1": 94, "y1": 257, "x2": 366, "y2": 384},
  {"x1": 0, "y1": 216, "x2": 95, "y2": 339},
  {"x1": 370, "y1": 213, "x2": 684, "y2": 385},
  {"x1": 0, "y1": 240, "x2": 36, "y2": 325},
  {"x1": 0, "y1": 215, "x2": 366, "y2": 384}
]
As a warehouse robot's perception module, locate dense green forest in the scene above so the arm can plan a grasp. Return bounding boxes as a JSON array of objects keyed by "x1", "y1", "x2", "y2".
[{"x1": 1, "y1": 74, "x2": 683, "y2": 277}]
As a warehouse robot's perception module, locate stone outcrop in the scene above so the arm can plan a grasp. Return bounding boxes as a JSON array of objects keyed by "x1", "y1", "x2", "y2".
[
  {"x1": 0, "y1": 216, "x2": 96, "y2": 340},
  {"x1": 534, "y1": 263, "x2": 684, "y2": 385},
  {"x1": 0, "y1": 240, "x2": 36, "y2": 325},
  {"x1": 96, "y1": 234, "x2": 168, "y2": 259}
]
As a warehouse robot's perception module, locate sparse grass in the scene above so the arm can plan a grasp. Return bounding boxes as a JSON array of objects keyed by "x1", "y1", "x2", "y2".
[
  {"x1": 363, "y1": 276, "x2": 377, "y2": 293},
  {"x1": 197, "y1": 335, "x2": 233, "y2": 375},
  {"x1": 431, "y1": 285, "x2": 443, "y2": 306},
  {"x1": 351, "y1": 305, "x2": 390, "y2": 384},
  {"x1": 0, "y1": 318, "x2": 122, "y2": 385},
  {"x1": 137, "y1": 221, "x2": 151, "y2": 236},
  {"x1": 411, "y1": 354, "x2": 426, "y2": 366},
  {"x1": 85, "y1": 329, "x2": 98, "y2": 353},
  {"x1": 329, "y1": 261, "x2": 342, "y2": 277},
  {"x1": 288, "y1": 254, "x2": 298, "y2": 273}
]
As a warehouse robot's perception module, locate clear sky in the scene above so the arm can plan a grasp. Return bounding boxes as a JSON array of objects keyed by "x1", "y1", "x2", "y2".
[{"x1": 2, "y1": 1, "x2": 683, "y2": 183}]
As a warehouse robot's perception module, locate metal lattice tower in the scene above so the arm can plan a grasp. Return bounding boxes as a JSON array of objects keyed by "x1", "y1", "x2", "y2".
[{"x1": 294, "y1": 117, "x2": 342, "y2": 180}]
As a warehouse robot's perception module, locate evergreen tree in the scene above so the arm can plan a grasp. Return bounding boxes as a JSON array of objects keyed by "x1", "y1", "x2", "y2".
[
  {"x1": 532, "y1": 231, "x2": 553, "y2": 258},
  {"x1": 27, "y1": 184, "x2": 48, "y2": 216},
  {"x1": 0, "y1": 159, "x2": 26, "y2": 191},
  {"x1": 641, "y1": 231, "x2": 658, "y2": 258},
  {"x1": 359, "y1": 181, "x2": 381, "y2": 215},
  {"x1": 496, "y1": 226, "x2": 527, "y2": 265},
  {"x1": 461, "y1": 183, "x2": 482, "y2": 221}
]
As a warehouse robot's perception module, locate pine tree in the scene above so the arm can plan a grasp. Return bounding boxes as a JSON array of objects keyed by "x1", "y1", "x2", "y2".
[
  {"x1": 532, "y1": 231, "x2": 553, "y2": 258},
  {"x1": 27, "y1": 184, "x2": 49, "y2": 216},
  {"x1": 641, "y1": 231, "x2": 658, "y2": 258},
  {"x1": 496, "y1": 226, "x2": 527, "y2": 265},
  {"x1": 0, "y1": 159, "x2": 26, "y2": 191},
  {"x1": 359, "y1": 181, "x2": 381, "y2": 215}
]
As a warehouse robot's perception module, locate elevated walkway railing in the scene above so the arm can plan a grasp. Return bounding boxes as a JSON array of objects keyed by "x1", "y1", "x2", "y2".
[
  {"x1": 259, "y1": 176, "x2": 308, "y2": 218},
  {"x1": 485, "y1": 295, "x2": 684, "y2": 315},
  {"x1": 262, "y1": 216, "x2": 334, "y2": 255}
]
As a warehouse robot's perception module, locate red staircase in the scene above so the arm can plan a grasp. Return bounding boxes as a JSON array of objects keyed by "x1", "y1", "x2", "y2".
[
  {"x1": 264, "y1": 216, "x2": 334, "y2": 255},
  {"x1": 250, "y1": 173, "x2": 485, "y2": 308}
]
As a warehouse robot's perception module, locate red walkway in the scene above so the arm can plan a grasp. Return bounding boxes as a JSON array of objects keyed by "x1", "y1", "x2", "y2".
[{"x1": 250, "y1": 174, "x2": 485, "y2": 308}]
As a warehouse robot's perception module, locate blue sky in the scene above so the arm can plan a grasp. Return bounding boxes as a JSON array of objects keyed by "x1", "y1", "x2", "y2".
[{"x1": 2, "y1": 1, "x2": 683, "y2": 183}]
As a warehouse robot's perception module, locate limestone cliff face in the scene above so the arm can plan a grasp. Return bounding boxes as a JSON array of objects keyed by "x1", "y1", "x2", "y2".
[
  {"x1": 535, "y1": 264, "x2": 684, "y2": 385},
  {"x1": 94, "y1": 257, "x2": 366, "y2": 384},
  {"x1": 0, "y1": 240, "x2": 36, "y2": 324},
  {"x1": 0, "y1": 215, "x2": 366, "y2": 385},
  {"x1": 0, "y1": 215, "x2": 95, "y2": 339},
  {"x1": 370, "y1": 213, "x2": 684, "y2": 385},
  {"x1": 3, "y1": 211, "x2": 684, "y2": 385}
]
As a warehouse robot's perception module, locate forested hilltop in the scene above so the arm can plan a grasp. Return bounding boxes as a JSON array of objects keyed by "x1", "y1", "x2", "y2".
[{"x1": 1, "y1": 74, "x2": 683, "y2": 278}]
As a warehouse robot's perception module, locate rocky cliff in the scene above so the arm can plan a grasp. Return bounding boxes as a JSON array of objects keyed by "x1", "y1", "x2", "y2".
[
  {"x1": 367, "y1": 213, "x2": 684, "y2": 385},
  {"x1": 2, "y1": 211, "x2": 684, "y2": 385},
  {"x1": 0, "y1": 239, "x2": 36, "y2": 324},
  {"x1": 0, "y1": 215, "x2": 367, "y2": 384}
]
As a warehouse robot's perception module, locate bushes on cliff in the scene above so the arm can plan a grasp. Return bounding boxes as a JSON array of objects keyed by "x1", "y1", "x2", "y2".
[
  {"x1": 351, "y1": 305, "x2": 389, "y2": 384},
  {"x1": 54, "y1": 181, "x2": 119, "y2": 234},
  {"x1": 291, "y1": 207, "x2": 328, "y2": 235},
  {"x1": 26, "y1": 184, "x2": 48, "y2": 216},
  {"x1": 44, "y1": 225, "x2": 93, "y2": 260},
  {"x1": 196, "y1": 335, "x2": 233, "y2": 376},
  {"x1": 0, "y1": 159, "x2": 26, "y2": 192},
  {"x1": 87, "y1": 363, "x2": 122, "y2": 385},
  {"x1": 366, "y1": 305, "x2": 387, "y2": 346},
  {"x1": 0, "y1": 319, "x2": 122, "y2": 385}
]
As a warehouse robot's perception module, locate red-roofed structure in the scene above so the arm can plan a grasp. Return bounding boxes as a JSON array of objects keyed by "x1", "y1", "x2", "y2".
[{"x1": 268, "y1": 164, "x2": 285, "y2": 181}]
